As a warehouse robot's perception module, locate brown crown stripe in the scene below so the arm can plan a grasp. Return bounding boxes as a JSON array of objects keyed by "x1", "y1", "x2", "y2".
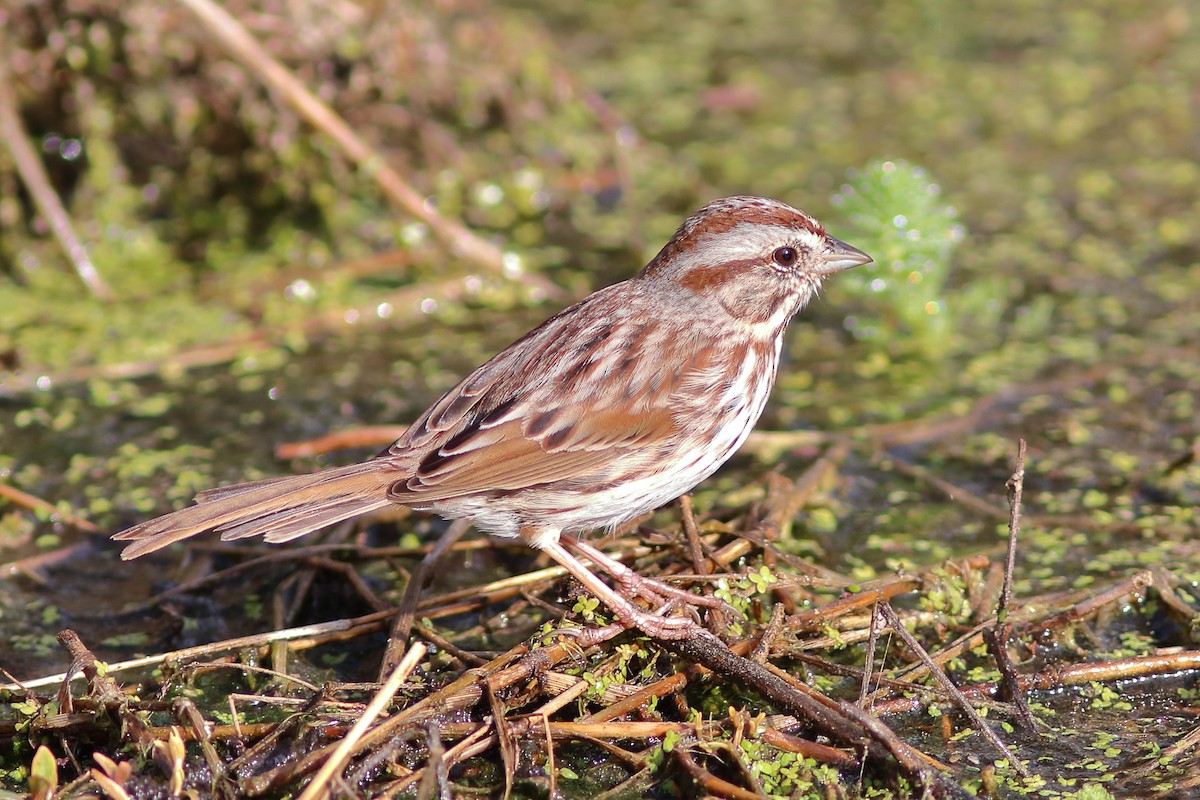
[{"x1": 684, "y1": 203, "x2": 824, "y2": 240}]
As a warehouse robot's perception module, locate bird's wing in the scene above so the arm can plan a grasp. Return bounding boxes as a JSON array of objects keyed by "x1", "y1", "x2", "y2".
[{"x1": 381, "y1": 288, "x2": 704, "y2": 503}]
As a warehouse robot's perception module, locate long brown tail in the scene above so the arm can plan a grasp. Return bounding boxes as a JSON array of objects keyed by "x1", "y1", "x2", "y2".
[{"x1": 113, "y1": 461, "x2": 397, "y2": 560}]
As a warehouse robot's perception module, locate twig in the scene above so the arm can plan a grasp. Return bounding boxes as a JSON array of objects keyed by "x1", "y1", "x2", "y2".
[
  {"x1": 1016, "y1": 570, "x2": 1154, "y2": 636},
  {"x1": 174, "y1": 698, "x2": 227, "y2": 784},
  {"x1": 55, "y1": 630, "x2": 155, "y2": 752},
  {"x1": 240, "y1": 626, "x2": 625, "y2": 795},
  {"x1": 173, "y1": 0, "x2": 543, "y2": 291},
  {"x1": 486, "y1": 679, "x2": 516, "y2": 800},
  {"x1": 297, "y1": 642, "x2": 427, "y2": 800},
  {"x1": 667, "y1": 629, "x2": 889, "y2": 775},
  {"x1": 870, "y1": 649, "x2": 1200, "y2": 715},
  {"x1": 859, "y1": 603, "x2": 886, "y2": 706},
  {"x1": 999, "y1": 439, "x2": 1025, "y2": 619},
  {"x1": 836, "y1": 702, "x2": 971, "y2": 798},
  {"x1": 0, "y1": 40, "x2": 114, "y2": 301},
  {"x1": 984, "y1": 440, "x2": 1036, "y2": 729},
  {"x1": 0, "y1": 482, "x2": 100, "y2": 533},
  {"x1": 877, "y1": 604, "x2": 1030, "y2": 778},
  {"x1": 2, "y1": 611, "x2": 396, "y2": 692},
  {"x1": 673, "y1": 745, "x2": 763, "y2": 800},
  {"x1": 379, "y1": 519, "x2": 471, "y2": 679},
  {"x1": 678, "y1": 495, "x2": 707, "y2": 575}
]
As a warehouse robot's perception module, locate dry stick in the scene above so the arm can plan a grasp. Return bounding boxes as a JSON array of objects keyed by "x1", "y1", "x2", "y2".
[
  {"x1": 876, "y1": 604, "x2": 1030, "y2": 779},
  {"x1": 241, "y1": 625, "x2": 625, "y2": 796},
  {"x1": 539, "y1": 714, "x2": 558, "y2": 800},
  {"x1": 173, "y1": 698, "x2": 226, "y2": 784},
  {"x1": 673, "y1": 746, "x2": 764, "y2": 800},
  {"x1": 750, "y1": 602, "x2": 786, "y2": 663},
  {"x1": 379, "y1": 519, "x2": 472, "y2": 679},
  {"x1": 870, "y1": 649, "x2": 1200, "y2": 715},
  {"x1": 0, "y1": 482, "x2": 100, "y2": 534},
  {"x1": 3, "y1": 611, "x2": 395, "y2": 692},
  {"x1": 870, "y1": 573, "x2": 1179, "y2": 702},
  {"x1": 678, "y1": 495, "x2": 708, "y2": 575},
  {"x1": 547, "y1": 730, "x2": 648, "y2": 771},
  {"x1": 580, "y1": 672, "x2": 689, "y2": 724},
  {"x1": 858, "y1": 602, "x2": 886, "y2": 706},
  {"x1": 983, "y1": 440, "x2": 1036, "y2": 730},
  {"x1": 665, "y1": 629, "x2": 972, "y2": 796},
  {"x1": 739, "y1": 712, "x2": 857, "y2": 767},
  {"x1": 835, "y1": 702, "x2": 966, "y2": 796},
  {"x1": 1017, "y1": 569, "x2": 1154, "y2": 636},
  {"x1": 0, "y1": 45, "x2": 114, "y2": 302},
  {"x1": 523, "y1": 673, "x2": 592, "y2": 722},
  {"x1": 54, "y1": 631, "x2": 123, "y2": 713},
  {"x1": 1150, "y1": 567, "x2": 1200, "y2": 623},
  {"x1": 864, "y1": 618, "x2": 996, "y2": 704},
  {"x1": 485, "y1": 680, "x2": 516, "y2": 800},
  {"x1": 173, "y1": 0, "x2": 530, "y2": 286},
  {"x1": 297, "y1": 642, "x2": 427, "y2": 800},
  {"x1": 998, "y1": 439, "x2": 1025, "y2": 617},
  {"x1": 54, "y1": 630, "x2": 158, "y2": 758},
  {"x1": 789, "y1": 577, "x2": 923, "y2": 633},
  {"x1": 757, "y1": 661, "x2": 954, "y2": 780}
]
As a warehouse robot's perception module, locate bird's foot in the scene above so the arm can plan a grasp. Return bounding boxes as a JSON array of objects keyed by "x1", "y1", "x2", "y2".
[{"x1": 560, "y1": 534, "x2": 744, "y2": 625}]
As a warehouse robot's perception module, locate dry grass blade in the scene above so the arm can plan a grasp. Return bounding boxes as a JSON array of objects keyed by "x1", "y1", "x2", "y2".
[
  {"x1": 172, "y1": 0, "x2": 557, "y2": 296},
  {"x1": 0, "y1": 612, "x2": 396, "y2": 692},
  {"x1": 877, "y1": 603, "x2": 1029, "y2": 779},
  {"x1": 0, "y1": 38, "x2": 113, "y2": 302},
  {"x1": 297, "y1": 642, "x2": 427, "y2": 800},
  {"x1": 380, "y1": 519, "x2": 472, "y2": 678}
]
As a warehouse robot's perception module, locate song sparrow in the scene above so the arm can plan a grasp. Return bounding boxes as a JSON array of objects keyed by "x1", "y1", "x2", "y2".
[{"x1": 114, "y1": 196, "x2": 871, "y2": 638}]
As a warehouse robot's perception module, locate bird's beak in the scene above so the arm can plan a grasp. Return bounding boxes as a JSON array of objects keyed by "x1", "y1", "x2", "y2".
[{"x1": 820, "y1": 236, "x2": 873, "y2": 274}]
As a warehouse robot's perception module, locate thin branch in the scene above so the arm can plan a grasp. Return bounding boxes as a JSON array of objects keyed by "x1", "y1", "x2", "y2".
[
  {"x1": 173, "y1": 0, "x2": 556, "y2": 296},
  {"x1": 985, "y1": 439, "x2": 1036, "y2": 729},
  {"x1": 378, "y1": 518, "x2": 471, "y2": 679},
  {"x1": 297, "y1": 643, "x2": 427, "y2": 800},
  {"x1": 0, "y1": 39, "x2": 114, "y2": 301},
  {"x1": 999, "y1": 439, "x2": 1026, "y2": 619},
  {"x1": 878, "y1": 603, "x2": 1030, "y2": 779}
]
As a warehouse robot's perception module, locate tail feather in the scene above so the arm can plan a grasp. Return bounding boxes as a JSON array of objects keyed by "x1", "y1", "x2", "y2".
[
  {"x1": 113, "y1": 462, "x2": 396, "y2": 559},
  {"x1": 220, "y1": 492, "x2": 390, "y2": 542},
  {"x1": 193, "y1": 475, "x2": 298, "y2": 503}
]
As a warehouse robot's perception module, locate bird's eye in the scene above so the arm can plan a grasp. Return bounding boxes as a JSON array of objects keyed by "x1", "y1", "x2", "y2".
[{"x1": 772, "y1": 246, "x2": 798, "y2": 267}]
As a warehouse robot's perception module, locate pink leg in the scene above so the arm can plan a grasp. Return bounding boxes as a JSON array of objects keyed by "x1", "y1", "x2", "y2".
[
  {"x1": 561, "y1": 534, "x2": 727, "y2": 611},
  {"x1": 534, "y1": 537, "x2": 702, "y2": 640}
]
